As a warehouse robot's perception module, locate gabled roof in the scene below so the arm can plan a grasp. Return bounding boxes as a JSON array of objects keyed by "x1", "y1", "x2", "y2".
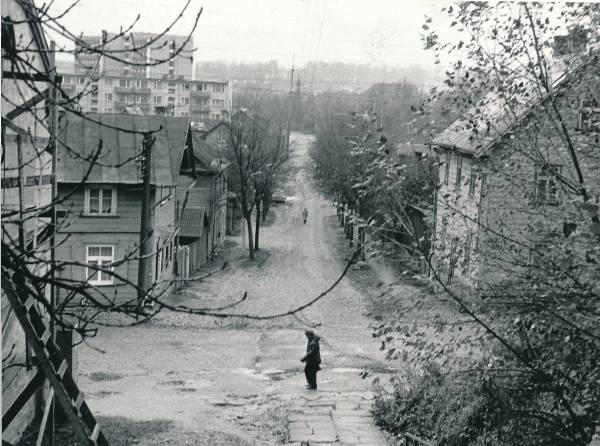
[
  {"x1": 19, "y1": 0, "x2": 51, "y2": 73},
  {"x1": 56, "y1": 112, "x2": 189, "y2": 186},
  {"x1": 432, "y1": 56, "x2": 592, "y2": 156},
  {"x1": 191, "y1": 130, "x2": 230, "y2": 171},
  {"x1": 179, "y1": 207, "x2": 208, "y2": 238}
]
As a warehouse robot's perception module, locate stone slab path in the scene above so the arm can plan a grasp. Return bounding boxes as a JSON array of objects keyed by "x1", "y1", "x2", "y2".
[{"x1": 285, "y1": 390, "x2": 386, "y2": 445}]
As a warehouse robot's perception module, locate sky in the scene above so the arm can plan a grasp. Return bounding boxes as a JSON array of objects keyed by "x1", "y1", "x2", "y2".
[{"x1": 47, "y1": 0, "x2": 447, "y2": 70}]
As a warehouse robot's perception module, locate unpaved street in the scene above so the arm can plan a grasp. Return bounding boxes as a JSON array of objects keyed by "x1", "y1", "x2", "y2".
[{"x1": 79, "y1": 133, "x2": 389, "y2": 445}]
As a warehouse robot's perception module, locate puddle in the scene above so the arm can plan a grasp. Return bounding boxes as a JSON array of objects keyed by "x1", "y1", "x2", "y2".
[
  {"x1": 87, "y1": 372, "x2": 123, "y2": 382},
  {"x1": 159, "y1": 380, "x2": 186, "y2": 386},
  {"x1": 89, "y1": 390, "x2": 121, "y2": 398},
  {"x1": 158, "y1": 379, "x2": 210, "y2": 390},
  {"x1": 233, "y1": 367, "x2": 298, "y2": 382}
]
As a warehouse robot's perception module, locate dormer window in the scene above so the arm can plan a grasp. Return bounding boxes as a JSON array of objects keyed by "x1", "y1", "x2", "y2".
[{"x1": 85, "y1": 187, "x2": 117, "y2": 215}]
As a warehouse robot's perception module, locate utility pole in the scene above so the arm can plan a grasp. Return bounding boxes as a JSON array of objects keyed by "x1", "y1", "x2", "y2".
[
  {"x1": 47, "y1": 39, "x2": 59, "y2": 446},
  {"x1": 137, "y1": 132, "x2": 154, "y2": 313},
  {"x1": 286, "y1": 56, "x2": 295, "y2": 150}
]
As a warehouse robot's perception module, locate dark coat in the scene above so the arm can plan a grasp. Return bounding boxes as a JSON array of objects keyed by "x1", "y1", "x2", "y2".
[{"x1": 301, "y1": 335, "x2": 321, "y2": 369}]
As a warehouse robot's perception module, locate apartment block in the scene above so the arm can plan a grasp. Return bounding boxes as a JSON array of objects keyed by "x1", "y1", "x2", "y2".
[
  {"x1": 74, "y1": 32, "x2": 193, "y2": 80},
  {"x1": 60, "y1": 74, "x2": 233, "y2": 121}
]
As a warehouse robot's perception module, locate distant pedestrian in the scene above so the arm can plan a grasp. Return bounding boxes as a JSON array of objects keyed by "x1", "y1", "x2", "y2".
[
  {"x1": 300, "y1": 330, "x2": 321, "y2": 390},
  {"x1": 302, "y1": 207, "x2": 308, "y2": 224}
]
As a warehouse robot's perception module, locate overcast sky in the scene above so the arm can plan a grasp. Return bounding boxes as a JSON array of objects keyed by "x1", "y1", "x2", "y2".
[{"x1": 48, "y1": 0, "x2": 447, "y2": 70}]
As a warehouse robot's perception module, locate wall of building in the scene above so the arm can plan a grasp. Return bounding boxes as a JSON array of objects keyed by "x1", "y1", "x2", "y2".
[
  {"x1": 75, "y1": 33, "x2": 193, "y2": 80},
  {"x1": 60, "y1": 74, "x2": 232, "y2": 121},
  {"x1": 434, "y1": 151, "x2": 484, "y2": 286},
  {"x1": 434, "y1": 71, "x2": 600, "y2": 290},
  {"x1": 56, "y1": 183, "x2": 178, "y2": 306},
  {"x1": 1, "y1": 1, "x2": 52, "y2": 440}
]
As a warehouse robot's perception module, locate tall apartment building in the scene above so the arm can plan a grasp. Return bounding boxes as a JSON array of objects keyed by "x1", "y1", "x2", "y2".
[
  {"x1": 75, "y1": 32, "x2": 193, "y2": 79},
  {"x1": 60, "y1": 74, "x2": 232, "y2": 121}
]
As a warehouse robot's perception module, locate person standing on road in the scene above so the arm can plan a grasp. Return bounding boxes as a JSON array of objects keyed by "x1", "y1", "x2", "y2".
[
  {"x1": 302, "y1": 207, "x2": 308, "y2": 224},
  {"x1": 300, "y1": 330, "x2": 321, "y2": 390}
]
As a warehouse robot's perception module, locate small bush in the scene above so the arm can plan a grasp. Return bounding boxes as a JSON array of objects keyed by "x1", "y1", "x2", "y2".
[{"x1": 373, "y1": 363, "x2": 582, "y2": 446}]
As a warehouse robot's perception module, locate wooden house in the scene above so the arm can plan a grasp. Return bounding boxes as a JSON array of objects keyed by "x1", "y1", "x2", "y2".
[
  {"x1": 175, "y1": 129, "x2": 228, "y2": 278},
  {"x1": 55, "y1": 112, "x2": 190, "y2": 307},
  {"x1": 1, "y1": 0, "x2": 55, "y2": 440},
  {"x1": 431, "y1": 54, "x2": 600, "y2": 289}
]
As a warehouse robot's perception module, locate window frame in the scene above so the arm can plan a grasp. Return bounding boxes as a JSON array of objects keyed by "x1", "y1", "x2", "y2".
[
  {"x1": 84, "y1": 186, "x2": 117, "y2": 216},
  {"x1": 535, "y1": 164, "x2": 562, "y2": 206},
  {"x1": 455, "y1": 154, "x2": 463, "y2": 192},
  {"x1": 86, "y1": 245, "x2": 115, "y2": 285},
  {"x1": 579, "y1": 99, "x2": 600, "y2": 132},
  {"x1": 468, "y1": 160, "x2": 478, "y2": 197},
  {"x1": 443, "y1": 151, "x2": 451, "y2": 185}
]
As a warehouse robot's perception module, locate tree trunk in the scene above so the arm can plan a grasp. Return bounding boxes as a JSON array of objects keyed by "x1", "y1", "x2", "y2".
[
  {"x1": 245, "y1": 214, "x2": 254, "y2": 260},
  {"x1": 254, "y1": 200, "x2": 261, "y2": 251}
]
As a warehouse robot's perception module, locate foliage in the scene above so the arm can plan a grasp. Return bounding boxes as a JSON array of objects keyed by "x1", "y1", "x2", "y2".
[
  {"x1": 372, "y1": 3, "x2": 600, "y2": 445},
  {"x1": 373, "y1": 362, "x2": 588, "y2": 446}
]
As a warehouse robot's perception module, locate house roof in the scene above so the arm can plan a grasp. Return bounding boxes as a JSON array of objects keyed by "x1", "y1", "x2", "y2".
[
  {"x1": 191, "y1": 130, "x2": 230, "y2": 171},
  {"x1": 179, "y1": 207, "x2": 208, "y2": 238},
  {"x1": 431, "y1": 57, "x2": 580, "y2": 156},
  {"x1": 20, "y1": 0, "x2": 51, "y2": 73},
  {"x1": 56, "y1": 112, "x2": 190, "y2": 186}
]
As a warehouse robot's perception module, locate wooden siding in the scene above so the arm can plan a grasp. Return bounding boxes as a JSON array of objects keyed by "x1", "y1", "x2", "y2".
[
  {"x1": 57, "y1": 184, "x2": 144, "y2": 234},
  {"x1": 56, "y1": 182, "x2": 178, "y2": 306}
]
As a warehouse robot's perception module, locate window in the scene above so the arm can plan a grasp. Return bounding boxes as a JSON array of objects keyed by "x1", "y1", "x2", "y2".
[
  {"x1": 86, "y1": 246, "x2": 114, "y2": 285},
  {"x1": 85, "y1": 187, "x2": 116, "y2": 215},
  {"x1": 90, "y1": 107, "x2": 98, "y2": 113},
  {"x1": 154, "y1": 81, "x2": 162, "y2": 89},
  {"x1": 119, "y1": 79, "x2": 131, "y2": 87},
  {"x1": 468, "y1": 162, "x2": 478, "y2": 197},
  {"x1": 181, "y1": 97, "x2": 189, "y2": 105},
  {"x1": 438, "y1": 216, "x2": 448, "y2": 251},
  {"x1": 213, "y1": 84, "x2": 225, "y2": 93},
  {"x1": 104, "y1": 93, "x2": 113, "y2": 101},
  {"x1": 184, "y1": 83, "x2": 190, "y2": 90},
  {"x1": 63, "y1": 76, "x2": 71, "y2": 84},
  {"x1": 455, "y1": 154, "x2": 463, "y2": 192},
  {"x1": 105, "y1": 78, "x2": 113, "y2": 87},
  {"x1": 461, "y1": 230, "x2": 472, "y2": 274},
  {"x1": 535, "y1": 165, "x2": 562, "y2": 205},
  {"x1": 212, "y1": 99, "x2": 225, "y2": 108},
  {"x1": 443, "y1": 152, "x2": 451, "y2": 185},
  {"x1": 104, "y1": 107, "x2": 113, "y2": 113},
  {"x1": 580, "y1": 99, "x2": 600, "y2": 132},
  {"x1": 154, "y1": 96, "x2": 162, "y2": 103},
  {"x1": 77, "y1": 77, "x2": 85, "y2": 85},
  {"x1": 168, "y1": 96, "x2": 175, "y2": 103}
]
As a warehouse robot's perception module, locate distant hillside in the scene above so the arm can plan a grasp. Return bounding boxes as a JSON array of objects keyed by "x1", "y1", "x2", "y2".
[{"x1": 195, "y1": 60, "x2": 441, "y2": 94}]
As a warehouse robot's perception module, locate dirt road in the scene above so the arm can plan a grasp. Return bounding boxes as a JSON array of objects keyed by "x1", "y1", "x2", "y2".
[{"x1": 79, "y1": 133, "x2": 389, "y2": 445}]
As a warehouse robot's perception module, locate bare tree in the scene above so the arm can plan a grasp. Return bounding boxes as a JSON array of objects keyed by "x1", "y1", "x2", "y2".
[{"x1": 224, "y1": 107, "x2": 291, "y2": 258}]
